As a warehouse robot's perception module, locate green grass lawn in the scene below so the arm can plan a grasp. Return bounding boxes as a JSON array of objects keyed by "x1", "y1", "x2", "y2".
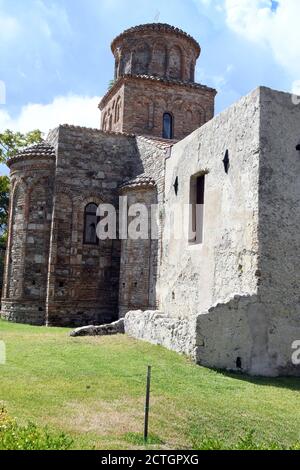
[{"x1": 1, "y1": 318, "x2": 300, "y2": 450}]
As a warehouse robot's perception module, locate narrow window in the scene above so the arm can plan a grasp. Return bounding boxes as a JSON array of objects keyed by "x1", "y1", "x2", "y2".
[
  {"x1": 223, "y1": 150, "x2": 230, "y2": 174},
  {"x1": 189, "y1": 174, "x2": 205, "y2": 244},
  {"x1": 163, "y1": 113, "x2": 173, "y2": 139},
  {"x1": 84, "y1": 203, "x2": 99, "y2": 245},
  {"x1": 173, "y1": 176, "x2": 179, "y2": 196}
]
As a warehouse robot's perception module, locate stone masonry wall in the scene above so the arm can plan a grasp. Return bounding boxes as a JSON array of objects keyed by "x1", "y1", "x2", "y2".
[
  {"x1": 46, "y1": 126, "x2": 140, "y2": 327},
  {"x1": 1, "y1": 155, "x2": 55, "y2": 325},
  {"x1": 118, "y1": 136, "x2": 171, "y2": 317},
  {"x1": 118, "y1": 186, "x2": 158, "y2": 317},
  {"x1": 125, "y1": 310, "x2": 196, "y2": 357},
  {"x1": 252, "y1": 87, "x2": 300, "y2": 376},
  {"x1": 125, "y1": 89, "x2": 262, "y2": 373},
  {"x1": 160, "y1": 89, "x2": 261, "y2": 321},
  {"x1": 126, "y1": 88, "x2": 300, "y2": 377}
]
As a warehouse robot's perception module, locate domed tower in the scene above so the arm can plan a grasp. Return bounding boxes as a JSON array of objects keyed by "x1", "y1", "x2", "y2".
[
  {"x1": 99, "y1": 23, "x2": 217, "y2": 140},
  {"x1": 1, "y1": 142, "x2": 55, "y2": 325}
]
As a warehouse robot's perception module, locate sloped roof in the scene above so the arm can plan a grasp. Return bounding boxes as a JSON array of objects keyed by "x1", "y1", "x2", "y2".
[
  {"x1": 136, "y1": 135, "x2": 177, "y2": 149},
  {"x1": 119, "y1": 174, "x2": 156, "y2": 191},
  {"x1": 7, "y1": 142, "x2": 56, "y2": 167},
  {"x1": 111, "y1": 23, "x2": 201, "y2": 56}
]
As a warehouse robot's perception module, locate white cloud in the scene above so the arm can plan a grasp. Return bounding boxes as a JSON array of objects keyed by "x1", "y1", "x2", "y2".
[
  {"x1": 225, "y1": 0, "x2": 300, "y2": 80},
  {"x1": 0, "y1": 12, "x2": 20, "y2": 41},
  {"x1": 0, "y1": 95, "x2": 101, "y2": 135},
  {"x1": 0, "y1": 0, "x2": 72, "y2": 68}
]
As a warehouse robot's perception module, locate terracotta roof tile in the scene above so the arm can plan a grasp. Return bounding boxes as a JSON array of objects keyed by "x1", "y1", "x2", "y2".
[
  {"x1": 119, "y1": 174, "x2": 156, "y2": 191},
  {"x1": 7, "y1": 142, "x2": 56, "y2": 167},
  {"x1": 111, "y1": 23, "x2": 201, "y2": 56}
]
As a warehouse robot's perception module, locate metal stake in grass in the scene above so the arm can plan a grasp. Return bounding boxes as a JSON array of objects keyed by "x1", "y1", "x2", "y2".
[{"x1": 144, "y1": 365, "x2": 151, "y2": 443}]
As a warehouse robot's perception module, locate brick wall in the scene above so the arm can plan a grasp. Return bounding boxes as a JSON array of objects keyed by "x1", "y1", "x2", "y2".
[
  {"x1": 111, "y1": 24, "x2": 200, "y2": 82},
  {"x1": 100, "y1": 23, "x2": 216, "y2": 140},
  {"x1": 101, "y1": 78, "x2": 215, "y2": 140}
]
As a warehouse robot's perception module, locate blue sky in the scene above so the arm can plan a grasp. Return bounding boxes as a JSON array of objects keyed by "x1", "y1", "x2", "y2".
[{"x1": 0, "y1": 0, "x2": 299, "y2": 175}]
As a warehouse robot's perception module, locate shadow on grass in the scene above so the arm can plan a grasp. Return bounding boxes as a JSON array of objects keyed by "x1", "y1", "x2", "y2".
[
  {"x1": 123, "y1": 432, "x2": 165, "y2": 447},
  {"x1": 211, "y1": 368, "x2": 300, "y2": 392}
]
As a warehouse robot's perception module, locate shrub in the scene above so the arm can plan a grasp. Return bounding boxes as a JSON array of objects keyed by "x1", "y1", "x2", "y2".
[
  {"x1": 191, "y1": 429, "x2": 300, "y2": 451},
  {"x1": 0, "y1": 407, "x2": 73, "y2": 450}
]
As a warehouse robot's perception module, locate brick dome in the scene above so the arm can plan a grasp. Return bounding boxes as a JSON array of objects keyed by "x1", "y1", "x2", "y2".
[
  {"x1": 111, "y1": 23, "x2": 201, "y2": 83},
  {"x1": 99, "y1": 22, "x2": 216, "y2": 141}
]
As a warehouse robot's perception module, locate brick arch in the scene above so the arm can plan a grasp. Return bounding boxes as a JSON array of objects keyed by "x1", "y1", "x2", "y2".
[
  {"x1": 132, "y1": 41, "x2": 151, "y2": 75},
  {"x1": 76, "y1": 194, "x2": 104, "y2": 209},
  {"x1": 190, "y1": 61, "x2": 195, "y2": 81},
  {"x1": 151, "y1": 41, "x2": 167, "y2": 77},
  {"x1": 173, "y1": 97, "x2": 184, "y2": 111},
  {"x1": 120, "y1": 48, "x2": 131, "y2": 75},
  {"x1": 11, "y1": 176, "x2": 28, "y2": 194},
  {"x1": 155, "y1": 96, "x2": 168, "y2": 110},
  {"x1": 193, "y1": 104, "x2": 206, "y2": 126},
  {"x1": 114, "y1": 96, "x2": 122, "y2": 123},
  {"x1": 114, "y1": 48, "x2": 121, "y2": 79},
  {"x1": 108, "y1": 110, "x2": 113, "y2": 131},
  {"x1": 102, "y1": 111, "x2": 108, "y2": 131},
  {"x1": 184, "y1": 108, "x2": 194, "y2": 134},
  {"x1": 72, "y1": 194, "x2": 104, "y2": 246},
  {"x1": 168, "y1": 45, "x2": 183, "y2": 80},
  {"x1": 144, "y1": 97, "x2": 155, "y2": 130}
]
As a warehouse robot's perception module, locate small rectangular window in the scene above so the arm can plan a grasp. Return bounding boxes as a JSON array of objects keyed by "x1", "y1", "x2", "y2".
[{"x1": 189, "y1": 174, "x2": 205, "y2": 244}]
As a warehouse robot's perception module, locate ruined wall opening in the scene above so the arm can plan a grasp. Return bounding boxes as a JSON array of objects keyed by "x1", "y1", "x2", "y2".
[
  {"x1": 189, "y1": 173, "x2": 205, "y2": 244},
  {"x1": 236, "y1": 357, "x2": 242, "y2": 369}
]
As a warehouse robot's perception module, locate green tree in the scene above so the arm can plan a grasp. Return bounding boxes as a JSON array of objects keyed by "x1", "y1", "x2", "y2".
[
  {"x1": 0, "y1": 129, "x2": 43, "y2": 164},
  {"x1": 108, "y1": 79, "x2": 116, "y2": 90}
]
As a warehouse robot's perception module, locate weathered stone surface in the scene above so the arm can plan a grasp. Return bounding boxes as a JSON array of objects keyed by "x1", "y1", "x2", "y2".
[
  {"x1": 125, "y1": 310, "x2": 196, "y2": 357},
  {"x1": 1, "y1": 143, "x2": 55, "y2": 325},
  {"x1": 70, "y1": 319, "x2": 125, "y2": 337}
]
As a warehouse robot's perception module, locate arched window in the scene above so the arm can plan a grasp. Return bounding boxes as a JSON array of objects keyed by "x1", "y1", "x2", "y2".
[
  {"x1": 163, "y1": 113, "x2": 173, "y2": 139},
  {"x1": 84, "y1": 203, "x2": 99, "y2": 245}
]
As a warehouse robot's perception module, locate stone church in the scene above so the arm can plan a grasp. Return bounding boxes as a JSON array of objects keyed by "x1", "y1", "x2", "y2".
[{"x1": 2, "y1": 23, "x2": 300, "y2": 377}]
